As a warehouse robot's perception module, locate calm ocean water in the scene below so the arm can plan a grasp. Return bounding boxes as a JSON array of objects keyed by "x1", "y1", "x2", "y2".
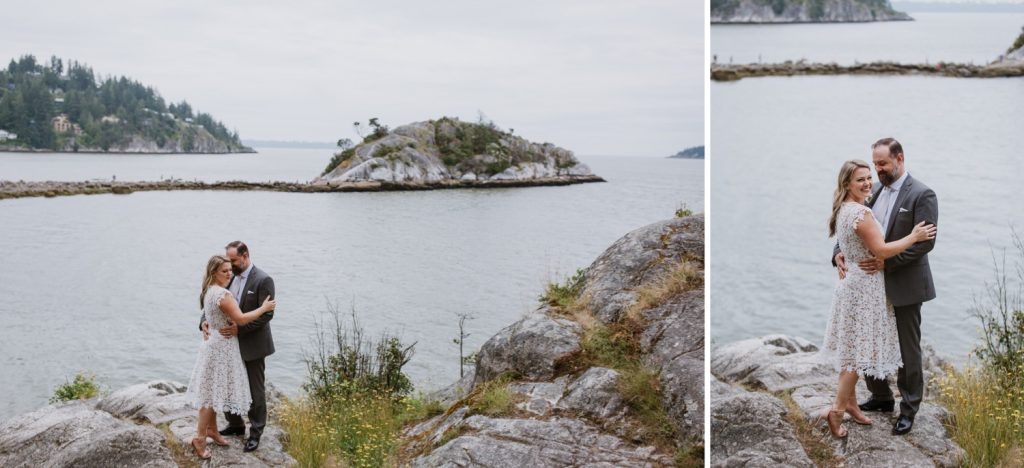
[
  {"x1": 711, "y1": 75, "x2": 1024, "y2": 361},
  {"x1": 0, "y1": 148, "x2": 701, "y2": 418},
  {"x1": 712, "y1": 12, "x2": 1024, "y2": 65}
]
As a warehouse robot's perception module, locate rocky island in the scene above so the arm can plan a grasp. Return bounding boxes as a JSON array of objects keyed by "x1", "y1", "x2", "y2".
[
  {"x1": 671, "y1": 146, "x2": 705, "y2": 159},
  {"x1": 0, "y1": 55, "x2": 251, "y2": 154},
  {"x1": 711, "y1": 335, "x2": 963, "y2": 467},
  {"x1": 711, "y1": 0, "x2": 911, "y2": 23},
  {"x1": 313, "y1": 117, "x2": 600, "y2": 187}
]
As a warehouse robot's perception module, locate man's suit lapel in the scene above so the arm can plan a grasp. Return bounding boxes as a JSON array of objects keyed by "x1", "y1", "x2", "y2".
[
  {"x1": 238, "y1": 266, "x2": 260, "y2": 311},
  {"x1": 884, "y1": 175, "x2": 914, "y2": 241}
]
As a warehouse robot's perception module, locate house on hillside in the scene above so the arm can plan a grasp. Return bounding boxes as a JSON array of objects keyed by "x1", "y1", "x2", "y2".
[
  {"x1": 51, "y1": 114, "x2": 82, "y2": 136},
  {"x1": 0, "y1": 129, "x2": 17, "y2": 141}
]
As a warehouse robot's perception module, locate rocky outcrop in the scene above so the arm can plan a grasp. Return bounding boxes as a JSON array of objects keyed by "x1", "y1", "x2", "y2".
[
  {"x1": 711, "y1": 0, "x2": 910, "y2": 23},
  {"x1": 671, "y1": 146, "x2": 704, "y2": 159},
  {"x1": 994, "y1": 27, "x2": 1024, "y2": 66},
  {"x1": 405, "y1": 215, "x2": 705, "y2": 466},
  {"x1": 711, "y1": 60, "x2": 1024, "y2": 81},
  {"x1": 711, "y1": 335, "x2": 963, "y2": 467},
  {"x1": 0, "y1": 380, "x2": 296, "y2": 467},
  {"x1": 313, "y1": 118, "x2": 600, "y2": 186}
]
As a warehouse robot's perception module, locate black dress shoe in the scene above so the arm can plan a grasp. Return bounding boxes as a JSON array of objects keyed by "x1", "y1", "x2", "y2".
[
  {"x1": 219, "y1": 426, "x2": 246, "y2": 436},
  {"x1": 858, "y1": 398, "x2": 895, "y2": 412},
  {"x1": 243, "y1": 437, "x2": 260, "y2": 452},
  {"x1": 893, "y1": 414, "x2": 914, "y2": 435}
]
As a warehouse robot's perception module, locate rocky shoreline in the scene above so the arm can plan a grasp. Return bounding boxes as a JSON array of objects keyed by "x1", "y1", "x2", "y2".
[
  {"x1": 0, "y1": 175, "x2": 605, "y2": 201},
  {"x1": 0, "y1": 380, "x2": 295, "y2": 467},
  {"x1": 400, "y1": 215, "x2": 705, "y2": 466},
  {"x1": 711, "y1": 61, "x2": 1024, "y2": 81},
  {"x1": 0, "y1": 146, "x2": 256, "y2": 154},
  {"x1": 711, "y1": 335, "x2": 962, "y2": 467},
  {"x1": 711, "y1": 0, "x2": 911, "y2": 23},
  {"x1": 0, "y1": 215, "x2": 702, "y2": 466}
]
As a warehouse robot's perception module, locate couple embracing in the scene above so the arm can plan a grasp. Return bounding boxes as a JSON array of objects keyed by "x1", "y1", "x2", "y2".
[
  {"x1": 183, "y1": 241, "x2": 278, "y2": 460},
  {"x1": 822, "y1": 138, "x2": 939, "y2": 439}
]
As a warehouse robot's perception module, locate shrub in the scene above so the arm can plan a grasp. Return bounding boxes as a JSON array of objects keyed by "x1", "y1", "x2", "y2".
[
  {"x1": 540, "y1": 268, "x2": 587, "y2": 309},
  {"x1": 1010, "y1": 27, "x2": 1024, "y2": 54},
  {"x1": 675, "y1": 203, "x2": 693, "y2": 218},
  {"x1": 937, "y1": 366, "x2": 1024, "y2": 467},
  {"x1": 972, "y1": 230, "x2": 1024, "y2": 385},
  {"x1": 279, "y1": 304, "x2": 424, "y2": 467},
  {"x1": 322, "y1": 147, "x2": 356, "y2": 176},
  {"x1": 50, "y1": 372, "x2": 100, "y2": 403},
  {"x1": 302, "y1": 305, "x2": 415, "y2": 403}
]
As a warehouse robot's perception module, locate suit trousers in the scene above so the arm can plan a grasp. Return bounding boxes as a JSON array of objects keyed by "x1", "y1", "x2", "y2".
[
  {"x1": 225, "y1": 357, "x2": 266, "y2": 438},
  {"x1": 865, "y1": 303, "x2": 923, "y2": 418}
]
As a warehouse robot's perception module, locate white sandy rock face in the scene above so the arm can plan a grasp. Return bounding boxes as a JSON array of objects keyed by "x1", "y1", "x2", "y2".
[{"x1": 316, "y1": 119, "x2": 596, "y2": 185}]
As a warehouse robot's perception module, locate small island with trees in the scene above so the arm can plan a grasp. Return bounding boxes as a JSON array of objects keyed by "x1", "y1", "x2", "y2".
[
  {"x1": 671, "y1": 146, "x2": 704, "y2": 159},
  {"x1": 314, "y1": 116, "x2": 600, "y2": 186},
  {"x1": 0, "y1": 55, "x2": 251, "y2": 153},
  {"x1": 711, "y1": 0, "x2": 911, "y2": 23}
]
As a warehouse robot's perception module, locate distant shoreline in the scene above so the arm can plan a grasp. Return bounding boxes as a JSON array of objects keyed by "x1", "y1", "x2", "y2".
[
  {"x1": 0, "y1": 176, "x2": 606, "y2": 201},
  {"x1": 0, "y1": 147, "x2": 257, "y2": 155},
  {"x1": 711, "y1": 61, "x2": 1024, "y2": 81}
]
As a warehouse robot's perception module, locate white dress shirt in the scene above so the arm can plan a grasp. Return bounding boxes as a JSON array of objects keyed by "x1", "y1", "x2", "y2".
[
  {"x1": 230, "y1": 263, "x2": 254, "y2": 304},
  {"x1": 872, "y1": 171, "x2": 909, "y2": 235}
]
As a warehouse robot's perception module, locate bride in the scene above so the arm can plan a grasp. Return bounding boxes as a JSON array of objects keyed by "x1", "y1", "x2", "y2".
[
  {"x1": 185, "y1": 255, "x2": 276, "y2": 459},
  {"x1": 821, "y1": 160, "x2": 935, "y2": 438}
]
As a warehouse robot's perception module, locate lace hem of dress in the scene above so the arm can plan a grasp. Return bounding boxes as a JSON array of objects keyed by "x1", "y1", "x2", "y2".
[
  {"x1": 189, "y1": 399, "x2": 251, "y2": 416},
  {"x1": 835, "y1": 361, "x2": 901, "y2": 380}
]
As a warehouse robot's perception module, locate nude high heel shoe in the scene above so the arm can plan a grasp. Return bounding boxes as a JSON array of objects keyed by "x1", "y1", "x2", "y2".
[{"x1": 823, "y1": 408, "x2": 848, "y2": 439}]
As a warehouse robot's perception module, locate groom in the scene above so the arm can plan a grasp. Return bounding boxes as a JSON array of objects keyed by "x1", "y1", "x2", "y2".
[
  {"x1": 201, "y1": 240, "x2": 276, "y2": 451},
  {"x1": 833, "y1": 137, "x2": 938, "y2": 435}
]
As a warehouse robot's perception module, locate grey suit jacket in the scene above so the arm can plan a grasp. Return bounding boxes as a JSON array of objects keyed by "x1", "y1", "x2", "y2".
[
  {"x1": 199, "y1": 265, "x2": 276, "y2": 361},
  {"x1": 832, "y1": 174, "x2": 937, "y2": 307}
]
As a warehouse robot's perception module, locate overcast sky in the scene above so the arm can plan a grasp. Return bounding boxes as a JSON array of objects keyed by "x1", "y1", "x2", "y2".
[{"x1": 2, "y1": 1, "x2": 703, "y2": 157}]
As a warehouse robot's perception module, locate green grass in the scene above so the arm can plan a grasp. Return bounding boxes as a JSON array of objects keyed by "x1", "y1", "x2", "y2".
[
  {"x1": 278, "y1": 392, "x2": 442, "y2": 468},
  {"x1": 540, "y1": 268, "x2": 587, "y2": 310},
  {"x1": 466, "y1": 373, "x2": 520, "y2": 416},
  {"x1": 50, "y1": 372, "x2": 100, "y2": 403},
  {"x1": 936, "y1": 365, "x2": 1024, "y2": 467}
]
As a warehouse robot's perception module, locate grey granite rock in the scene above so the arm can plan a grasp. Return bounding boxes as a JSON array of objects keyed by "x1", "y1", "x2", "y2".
[
  {"x1": 0, "y1": 400, "x2": 176, "y2": 468},
  {"x1": 556, "y1": 368, "x2": 627, "y2": 421},
  {"x1": 712, "y1": 335, "x2": 964, "y2": 467},
  {"x1": 641, "y1": 290, "x2": 705, "y2": 442},
  {"x1": 711, "y1": 389, "x2": 814, "y2": 467},
  {"x1": 474, "y1": 310, "x2": 582, "y2": 384},
  {"x1": 408, "y1": 416, "x2": 672, "y2": 467},
  {"x1": 583, "y1": 215, "x2": 704, "y2": 324}
]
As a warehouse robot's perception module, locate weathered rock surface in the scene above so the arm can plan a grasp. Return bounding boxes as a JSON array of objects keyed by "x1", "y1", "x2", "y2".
[
  {"x1": 405, "y1": 215, "x2": 705, "y2": 466},
  {"x1": 583, "y1": 215, "x2": 704, "y2": 324},
  {"x1": 711, "y1": 0, "x2": 910, "y2": 23},
  {"x1": 474, "y1": 309, "x2": 582, "y2": 383},
  {"x1": 0, "y1": 400, "x2": 175, "y2": 468},
  {"x1": 409, "y1": 416, "x2": 673, "y2": 468},
  {"x1": 314, "y1": 118, "x2": 599, "y2": 186},
  {"x1": 642, "y1": 290, "x2": 705, "y2": 441},
  {"x1": 711, "y1": 335, "x2": 963, "y2": 467},
  {"x1": 0, "y1": 380, "x2": 296, "y2": 467},
  {"x1": 711, "y1": 386, "x2": 813, "y2": 467}
]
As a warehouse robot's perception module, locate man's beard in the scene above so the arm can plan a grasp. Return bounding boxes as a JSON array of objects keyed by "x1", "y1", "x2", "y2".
[
  {"x1": 878, "y1": 170, "x2": 896, "y2": 186},
  {"x1": 231, "y1": 264, "x2": 243, "y2": 275}
]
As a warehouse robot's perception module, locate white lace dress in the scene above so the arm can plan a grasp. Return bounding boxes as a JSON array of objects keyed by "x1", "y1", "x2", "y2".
[
  {"x1": 822, "y1": 202, "x2": 902, "y2": 379},
  {"x1": 185, "y1": 285, "x2": 252, "y2": 414}
]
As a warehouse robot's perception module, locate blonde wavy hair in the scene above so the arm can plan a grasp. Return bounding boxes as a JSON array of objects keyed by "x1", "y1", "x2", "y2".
[
  {"x1": 200, "y1": 255, "x2": 231, "y2": 308},
  {"x1": 828, "y1": 159, "x2": 871, "y2": 238}
]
